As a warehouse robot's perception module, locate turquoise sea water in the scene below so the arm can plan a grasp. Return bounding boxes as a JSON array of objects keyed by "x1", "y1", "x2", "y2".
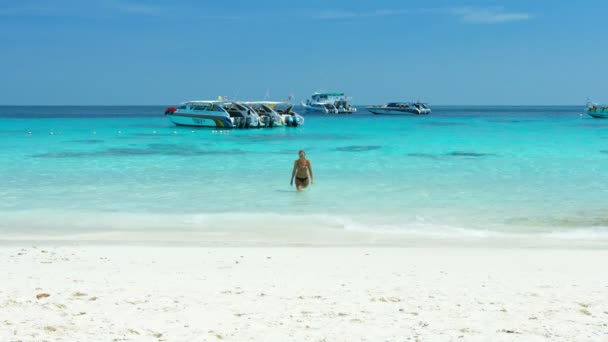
[{"x1": 1, "y1": 106, "x2": 607, "y2": 245}]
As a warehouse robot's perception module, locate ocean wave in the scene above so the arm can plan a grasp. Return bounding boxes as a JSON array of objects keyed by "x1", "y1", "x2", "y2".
[{"x1": 1, "y1": 210, "x2": 608, "y2": 247}]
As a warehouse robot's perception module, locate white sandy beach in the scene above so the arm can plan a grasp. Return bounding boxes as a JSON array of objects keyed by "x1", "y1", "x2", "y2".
[{"x1": 1, "y1": 245, "x2": 606, "y2": 341}]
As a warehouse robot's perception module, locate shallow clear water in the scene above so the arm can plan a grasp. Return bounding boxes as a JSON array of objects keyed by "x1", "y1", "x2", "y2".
[{"x1": 1, "y1": 105, "x2": 607, "y2": 245}]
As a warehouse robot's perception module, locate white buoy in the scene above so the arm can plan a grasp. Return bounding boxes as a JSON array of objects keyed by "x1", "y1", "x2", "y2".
[
  {"x1": 27, "y1": 131, "x2": 32, "y2": 135},
  {"x1": 49, "y1": 131, "x2": 54, "y2": 135}
]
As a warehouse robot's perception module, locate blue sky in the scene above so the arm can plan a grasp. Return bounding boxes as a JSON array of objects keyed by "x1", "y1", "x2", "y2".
[{"x1": 1, "y1": 0, "x2": 607, "y2": 105}]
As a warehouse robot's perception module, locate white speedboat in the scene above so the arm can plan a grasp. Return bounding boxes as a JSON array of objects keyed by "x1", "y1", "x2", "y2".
[
  {"x1": 257, "y1": 102, "x2": 305, "y2": 127},
  {"x1": 165, "y1": 101, "x2": 263, "y2": 128},
  {"x1": 242, "y1": 102, "x2": 286, "y2": 127},
  {"x1": 586, "y1": 99, "x2": 608, "y2": 118},
  {"x1": 301, "y1": 92, "x2": 356, "y2": 114},
  {"x1": 302, "y1": 101, "x2": 338, "y2": 114},
  {"x1": 222, "y1": 102, "x2": 264, "y2": 127},
  {"x1": 367, "y1": 102, "x2": 431, "y2": 115}
]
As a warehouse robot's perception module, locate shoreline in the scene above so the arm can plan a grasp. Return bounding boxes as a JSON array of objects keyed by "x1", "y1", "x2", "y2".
[
  {"x1": 2, "y1": 228, "x2": 608, "y2": 249},
  {"x1": 2, "y1": 211, "x2": 608, "y2": 249}
]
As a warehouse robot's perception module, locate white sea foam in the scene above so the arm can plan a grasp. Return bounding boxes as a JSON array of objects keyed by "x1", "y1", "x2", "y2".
[{"x1": 1, "y1": 210, "x2": 608, "y2": 248}]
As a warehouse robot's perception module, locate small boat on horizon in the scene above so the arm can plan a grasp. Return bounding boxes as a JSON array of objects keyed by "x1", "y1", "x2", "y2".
[
  {"x1": 301, "y1": 92, "x2": 357, "y2": 114},
  {"x1": 586, "y1": 99, "x2": 608, "y2": 118},
  {"x1": 367, "y1": 102, "x2": 431, "y2": 115}
]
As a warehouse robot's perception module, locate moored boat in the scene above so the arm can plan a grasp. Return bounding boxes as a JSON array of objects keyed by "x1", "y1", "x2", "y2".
[
  {"x1": 165, "y1": 101, "x2": 242, "y2": 128},
  {"x1": 164, "y1": 100, "x2": 303, "y2": 128},
  {"x1": 301, "y1": 92, "x2": 356, "y2": 114},
  {"x1": 586, "y1": 100, "x2": 608, "y2": 118},
  {"x1": 241, "y1": 102, "x2": 285, "y2": 127},
  {"x1": 254, "y1": 101, "x2": 305, "y2": 127},
  {"x1": 367, "y1": 102, "x2": 431, "y2": 115}
]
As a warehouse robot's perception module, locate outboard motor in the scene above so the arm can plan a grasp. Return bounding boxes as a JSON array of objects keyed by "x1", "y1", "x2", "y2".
[
  {"x1": 261, "y1": 116, "x2": 270, "y2": 127},
  {"x1": 284, "y1": 115, "x2": 293, "y2": 127}
]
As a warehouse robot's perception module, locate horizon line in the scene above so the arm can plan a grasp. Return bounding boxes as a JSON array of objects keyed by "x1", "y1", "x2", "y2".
[{"x1": 0, "y1": 104, "x2": 588, "y2": 107}]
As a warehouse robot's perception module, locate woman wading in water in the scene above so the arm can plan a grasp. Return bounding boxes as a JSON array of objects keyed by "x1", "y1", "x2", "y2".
[{"x1": 290, "y1": 150, "x2": 314, "y2": 191}]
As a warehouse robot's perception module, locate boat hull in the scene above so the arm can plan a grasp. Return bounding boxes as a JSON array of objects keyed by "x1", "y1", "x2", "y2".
[
  {"x1": 588, "y1": 112, "x2": 608, "y2": 118},
  {"x1": 587, "y1": 106, "x2": 608, "y2": 118},
  {"x1": 301, "y1": 102, "x2": 329, "y2": 114},
  {"x1": 336, "y1": 108, "x2": 357, "y2": 114},
  {"x1": 166, "y1": 113, "x2": 233, "y2": 128}
]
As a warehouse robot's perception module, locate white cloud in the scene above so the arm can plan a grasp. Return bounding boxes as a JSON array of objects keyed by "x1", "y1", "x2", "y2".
[
  {"x1": 104, "y1": 0, "x2": 165, "y2": 16},
  {"x1": 313, "y1": 7, "x2": 530, "y2": 23},
  {"x1": 445, "y1": 7, "x2": 531, "y2": 23},
  {"x1": 0, "y1": 4, "x2": 54, "y2": 16},
  {"x1": 0, "y1": 3, "x2": 531, "y2": 24},
  {"x1": 314, "y1": 9, "x2": 408, "y2": 20},
  {"x1": 0, "y1": 1, "x2": 162, "y2": 17}
]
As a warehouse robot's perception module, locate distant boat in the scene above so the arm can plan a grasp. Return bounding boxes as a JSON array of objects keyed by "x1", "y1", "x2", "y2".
[
  {"x1": 367, "y1": 102, "x2": 431, "y2": 115},
  {"x1": 586, "y1": 99, "x2": 608, "y2": 118},
  {"x1": 301, "y1": 92, "x2": 357, "y2": 114}
]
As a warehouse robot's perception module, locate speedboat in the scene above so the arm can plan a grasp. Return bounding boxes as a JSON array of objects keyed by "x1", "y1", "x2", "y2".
[
  {"x1": 367, "y1": 102, "x2": 431, "y2": 115},
  {"x1": 302, "y1": 101, "x2": 338, "y2": 114},
  {"x1": 301, "y1": 92, "x2": 356, "y2": 114},
  {"x1": 242, "y1": 102, "x2": 286, "y2": 127},
  {"x1": 586, "y1": 99, "x2": 608, "y2": 118},
  {"x1": 164, "y1": 100, "x2": 263, "y2": 128},
  {"x1": 255, "y1": 101, "x2": 305, "y2": 127},
  {"x1": 222, "y1": 102, "x2": 264, "y2": 127}
]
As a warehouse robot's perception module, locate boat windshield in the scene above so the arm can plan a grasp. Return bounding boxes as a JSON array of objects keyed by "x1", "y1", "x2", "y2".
[
  {"x1": 335, "y1": 100, "x2": 348, "y2": 107},
  {"x1": 222, "y1": 103, "x2": 248, "y2": 117},
  {"x1": 272, "y1": 104, "x2": 294, "y2": 114},
  {"x1": 248, "y1": 104, "x2": 274, "y2": 115},
  {"x1": 187, "y1": 103, "x2": 223, "y2": 112},
  {"x1": 222, "y1": 102, "x2": 247, "y2": 111}
]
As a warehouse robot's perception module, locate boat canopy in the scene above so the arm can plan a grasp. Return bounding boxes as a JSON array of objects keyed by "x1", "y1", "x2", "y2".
[
  {"x1": 386, "y1": 102, "x2": 428, "y2": 107},
  {"x1": 181, "y1": 100, "x2": 225, "y2": 112},
  {"x1": 182, "y1": 100, "x2": 223, "y2": 105},
  {"x1": 247, "y1": 101, "x2": 284, "y2": 109},
  {"x1": 313, "y1": 92, "x2": 344, "y2": 97}
]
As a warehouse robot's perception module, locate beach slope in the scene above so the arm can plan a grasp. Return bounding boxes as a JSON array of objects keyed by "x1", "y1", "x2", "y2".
[{"x1": 1, "y1": 246, "x2": 606, "y2": 341}]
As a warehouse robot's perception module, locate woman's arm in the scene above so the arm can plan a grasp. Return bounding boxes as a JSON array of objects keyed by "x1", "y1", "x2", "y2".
[
  {"x1": 290, "y1": 161, "x2": 297, "y2": 185},
  {"x1": 308, "y1": 160, "x2": 314, "y2": 184}
]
